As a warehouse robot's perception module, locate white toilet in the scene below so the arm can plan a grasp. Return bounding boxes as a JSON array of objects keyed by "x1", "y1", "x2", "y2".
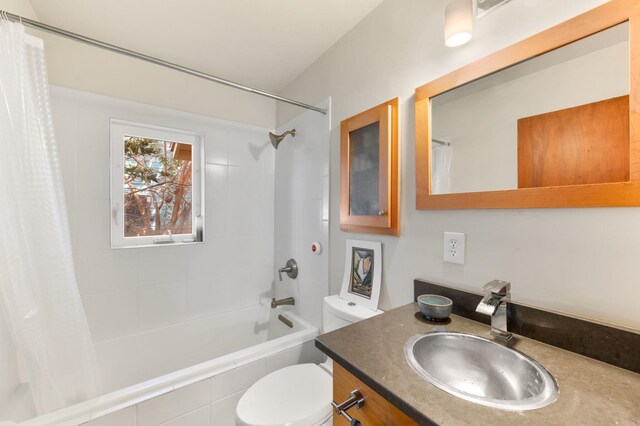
[{"x1": 236, "y1": 295, "x2": 382, "y2": 426}]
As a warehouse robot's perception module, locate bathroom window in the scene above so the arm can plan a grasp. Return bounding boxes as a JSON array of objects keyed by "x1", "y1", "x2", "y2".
[{"x1": 110, "y1": 120, "x2": 204, "y2": 248}]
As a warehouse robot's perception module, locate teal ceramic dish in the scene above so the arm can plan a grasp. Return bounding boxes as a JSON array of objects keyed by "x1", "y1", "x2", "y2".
[{"x1": 417, "y1": 294, "x2": 453, "y2": 321}]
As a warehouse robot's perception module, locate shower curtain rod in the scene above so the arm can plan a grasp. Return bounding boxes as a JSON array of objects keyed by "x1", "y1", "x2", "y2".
[
  {"x1": 432, "y1": 138, "x2": 451, "y2": 146},
  {"x1": 0, "y1": 10, "x2": 327, "y2": 115}
]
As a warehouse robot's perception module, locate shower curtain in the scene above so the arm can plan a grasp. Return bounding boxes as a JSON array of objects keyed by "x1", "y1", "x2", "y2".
[
  {"x1": 0, "y1": 21, "x2": 99, "y2": 415},
  {"x1": 431, "y1": 143, "x2": 453, "y2": 194}
]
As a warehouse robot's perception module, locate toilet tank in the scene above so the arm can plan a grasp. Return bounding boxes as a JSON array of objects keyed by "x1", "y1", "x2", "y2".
[{"x1": 322, "y1": 295, "x2": 383, "y2": 333}]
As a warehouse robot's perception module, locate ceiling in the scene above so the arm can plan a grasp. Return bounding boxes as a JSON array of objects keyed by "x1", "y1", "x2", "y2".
[{"x1": 29, "y1": 0, "x2": 385, "y2": 93}]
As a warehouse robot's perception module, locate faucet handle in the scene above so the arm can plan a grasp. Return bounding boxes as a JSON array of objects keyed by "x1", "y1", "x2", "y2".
[
  {"x1": 278, "y1": 259, "x2": 298, "y2": 281},
  {"x1": 483, "y1": 280, "x2": 511, "y2": 296}
]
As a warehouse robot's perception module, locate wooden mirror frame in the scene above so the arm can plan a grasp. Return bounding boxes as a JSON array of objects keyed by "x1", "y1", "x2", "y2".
[{"x1": 415, "y1": 0, "x2": 640, "y2": 210}]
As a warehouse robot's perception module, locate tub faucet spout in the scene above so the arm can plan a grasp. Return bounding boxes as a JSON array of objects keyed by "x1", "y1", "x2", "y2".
[{"x1": 271, "y1": 297, "x2": 295, "y2": 308}]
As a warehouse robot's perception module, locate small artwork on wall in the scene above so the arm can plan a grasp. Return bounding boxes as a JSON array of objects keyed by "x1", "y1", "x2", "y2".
[{"x1": 340, "y1": 239, "x2": 382, "y2": 311}]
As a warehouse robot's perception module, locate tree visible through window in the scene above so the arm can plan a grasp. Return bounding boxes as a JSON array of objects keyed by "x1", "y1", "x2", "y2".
[{"x1": 123, "y1": 136, "x2": 193, "y2": 237}]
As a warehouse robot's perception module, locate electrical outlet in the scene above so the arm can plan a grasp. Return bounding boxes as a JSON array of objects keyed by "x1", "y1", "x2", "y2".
[{"x1": 444, "y1": 232, "x2": 465, "y2": 265}]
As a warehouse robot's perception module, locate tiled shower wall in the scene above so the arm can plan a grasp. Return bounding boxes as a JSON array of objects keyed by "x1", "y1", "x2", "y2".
[
  {"x1": 50, "y1": 86, "x2": 276, "y2": 343},
  {"x1": 274, "y1": 99, "x2": 331, "y2": 329}
]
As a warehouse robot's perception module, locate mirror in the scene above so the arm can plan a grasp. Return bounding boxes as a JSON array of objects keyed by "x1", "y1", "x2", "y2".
[
  {"x1": 431, "y1": 23, "x2": 629, "y2": 194},
  {"x1": 414, "y1": 0, "x2": 640, "y2": 210}
]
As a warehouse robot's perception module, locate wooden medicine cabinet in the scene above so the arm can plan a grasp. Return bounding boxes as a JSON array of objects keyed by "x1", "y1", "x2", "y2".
[
  {"x1": 340, "y1": 98, "x2": 400, "y2": 235},
  {"x1": 415, "y1": 0, "x2": 640, "y2": 209}
]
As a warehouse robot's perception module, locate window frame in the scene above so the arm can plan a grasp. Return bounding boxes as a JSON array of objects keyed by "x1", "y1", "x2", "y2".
[{"x1": 109, "y1": 119, "x2": 205, "y2": 248}]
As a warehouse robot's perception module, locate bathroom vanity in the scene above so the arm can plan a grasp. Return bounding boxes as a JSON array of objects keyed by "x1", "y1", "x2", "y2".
[{"x1": 316, "y1": 281, "x2": 640, "y2": 425}]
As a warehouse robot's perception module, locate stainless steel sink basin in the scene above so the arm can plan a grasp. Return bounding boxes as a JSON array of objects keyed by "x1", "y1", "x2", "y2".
[{"x1": 405, "y1": 331, "x2": 558, "y2": 411}]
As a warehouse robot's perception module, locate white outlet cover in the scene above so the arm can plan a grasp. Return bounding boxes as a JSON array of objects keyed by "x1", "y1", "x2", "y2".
[{"x1": 444, "y1": 232, "x2": 465, "y2": 265}]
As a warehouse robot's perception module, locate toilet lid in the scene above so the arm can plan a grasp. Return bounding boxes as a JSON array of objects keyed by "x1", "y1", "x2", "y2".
[{"x1": 236, "y1": 363, "x2": 333, "y2": 426}]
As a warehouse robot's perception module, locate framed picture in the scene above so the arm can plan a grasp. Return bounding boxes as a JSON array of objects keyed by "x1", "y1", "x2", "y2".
[{"x1": 340, "y1": 239, "x2": 382, "y2": 311}]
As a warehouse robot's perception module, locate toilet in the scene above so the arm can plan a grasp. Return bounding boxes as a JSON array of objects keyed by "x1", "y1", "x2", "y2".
[{"x1": 236, "y1": 295, "x2": 383, "y2": 426}]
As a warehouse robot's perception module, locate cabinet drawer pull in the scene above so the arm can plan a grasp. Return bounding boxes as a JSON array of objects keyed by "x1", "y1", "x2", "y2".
[{"x1": 332, "y1": 389, "x2": 364, "y2": 425}]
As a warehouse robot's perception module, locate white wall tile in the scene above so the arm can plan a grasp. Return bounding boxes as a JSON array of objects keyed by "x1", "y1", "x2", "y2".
[
  {"x1": 211, "y1": 360, "x2": 266, "y2": 401},
  {"x1": 227, "y1": 166, "x2": 263, "y2": 198},
  {"x1": 138, "y1": 282, "x2": 188, "y2": 330},
  {"x1": 50, "y1": 95, "x2": 78, "y2": 154},
  {"x1": 205, "y1": 164, "x2": 228, "y2": 200},
  {"x1": 82, "y1": 290, "x2": 138, "y2": 342},
  {"x1": 226, "y1": 198, "x2": 264, "y2": 238},
  {"x1": 274, "y1": 105, "x2": 330, "y2": 331},
  {"x1": 187, "y1": 242, "x2": 229, "y2": 281},
  {"x1": 253, "y1": 236, "x2": 275, "y2": 271},
  {"x1": 228, "y1": 127, "x2": 274, "y2": 169},
  {"x1": 220, "y1": 269, "x2": 273, "y2": 312},
  {"x1": 76, "y1": 150, "x2": 110, "y2": 200},
  {"x1": 187, "y1": 277, "x2": 232, "y2": 318},
  {"x1": 204, "y1": 202, "x2": 230, "y2": 241},
  {"x1": 137, "y1": 379, "x2": 210, "y2": 426},
  {"x1": 74, "y1": 103, "x2": 111, "y2": 154},
  {"x1": 76, "y1": 247, "x2": 140, "y2": 294},
  {"x1": 158, "y1": 405, "x2": 210, "y2": 426},
  {"x1": 50, "y1": 87, "x2": 275, "y2": 343},
  {"x1": 59, "y1": 149, "x2": 77, "y2": 247},
  {"x1": 203, "y1": 125, "x2": 228, "y2": 166},
  {"x1": 210, "y1": 390, "x2": 245, "y2": 426},
  {"x1": 75, "y1": 199, "x2": 111, "y2": 249},
  {"x1": 138, "y1": 246, "x2": 190, "y2": 287},
  {"x1": 85, "y1": 407, "x2": 136, "y2": 426}
]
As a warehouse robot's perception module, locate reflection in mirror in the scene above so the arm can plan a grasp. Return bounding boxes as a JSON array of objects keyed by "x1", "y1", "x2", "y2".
[
  {"x1": 349, "y1": 122, "x2": 380, "y2": 215},
  {"x1": 431, "y1": 22, "x2": 629, "y2": 194}
]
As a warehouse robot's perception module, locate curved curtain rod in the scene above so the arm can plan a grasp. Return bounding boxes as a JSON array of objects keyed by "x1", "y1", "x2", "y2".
[{"x1": 0, "y1": 10, "x2": 327, "y2": 115}]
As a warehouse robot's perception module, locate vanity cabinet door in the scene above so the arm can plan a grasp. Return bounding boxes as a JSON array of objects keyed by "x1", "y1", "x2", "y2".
[{"x1": 333, "y1": 362, "x2": 417, "y2": 426}]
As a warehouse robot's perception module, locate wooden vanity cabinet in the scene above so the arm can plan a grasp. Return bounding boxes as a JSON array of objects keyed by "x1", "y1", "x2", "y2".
[{"x1": 333, "y1": 362, "x2": 417, "y2": 426}]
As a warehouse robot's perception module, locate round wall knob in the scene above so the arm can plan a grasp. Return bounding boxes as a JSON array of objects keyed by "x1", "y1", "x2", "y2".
[
  {"x1": 378, "y1": 210, "x2": 386, "y2": 216},
  {"x1": 311, "y1": 241, "x2": 322, "y2": 255}
]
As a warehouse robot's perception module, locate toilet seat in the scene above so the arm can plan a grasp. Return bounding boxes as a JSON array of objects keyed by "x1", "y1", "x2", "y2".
[{"x1": 236, "y1": 363, "x2": 333, "y2": 426}]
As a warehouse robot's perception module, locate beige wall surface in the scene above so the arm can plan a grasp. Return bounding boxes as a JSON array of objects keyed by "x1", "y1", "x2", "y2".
[{"x1": 275, "y1": 0, "x2": 640, "y2": 330}]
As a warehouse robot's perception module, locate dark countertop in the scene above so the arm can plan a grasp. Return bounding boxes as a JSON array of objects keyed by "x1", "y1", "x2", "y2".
[{"x1": 316, "y1": 303, "x2": 640, "y2": 425}]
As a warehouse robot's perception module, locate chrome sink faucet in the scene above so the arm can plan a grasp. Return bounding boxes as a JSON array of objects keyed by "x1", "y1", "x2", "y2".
[{"x1": 475, "y1": 280, "x2": 512, "y2": 341}]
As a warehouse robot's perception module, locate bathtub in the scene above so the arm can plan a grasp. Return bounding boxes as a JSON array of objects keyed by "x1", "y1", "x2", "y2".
[{"x1": 5, "y1": 302, "x2": 320, "y2": 426}]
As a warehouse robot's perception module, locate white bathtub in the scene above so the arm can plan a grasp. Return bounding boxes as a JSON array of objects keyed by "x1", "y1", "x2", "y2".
[{"x1": 6, "y1": 303, "x2": 320, "y2": 426}]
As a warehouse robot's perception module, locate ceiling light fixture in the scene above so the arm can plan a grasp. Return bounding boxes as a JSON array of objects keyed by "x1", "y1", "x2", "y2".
[{"x1": 445, "y1": 0, "x2": 473, "y2": 47}]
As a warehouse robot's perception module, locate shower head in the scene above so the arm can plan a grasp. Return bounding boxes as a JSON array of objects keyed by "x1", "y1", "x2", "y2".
[{"x1": 269, "y1": 129, "x2": 296, "y2": 149}]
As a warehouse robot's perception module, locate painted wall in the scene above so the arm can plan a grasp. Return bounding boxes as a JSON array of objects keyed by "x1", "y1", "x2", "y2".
[
  {"x1": 274, "y1": 99, "x2": 331, "y2": 329},
  {"x1": 276, "y1": 0, "x2": 640, "y2": 330},
  {"x1": 49, "y1": 86, "x2": 276, "y2": 343},
  {"x1": 0, "y1": 0, "x2": 276, "y2": 129}
]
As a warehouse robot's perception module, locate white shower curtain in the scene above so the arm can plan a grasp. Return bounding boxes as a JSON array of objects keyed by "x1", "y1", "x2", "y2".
[
  {"x1": 432, "y1": 143, "x2": 453, "y2": 194},
  {"x1": 0, "y1": 21, "x2": 99, "y2": 415}
]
